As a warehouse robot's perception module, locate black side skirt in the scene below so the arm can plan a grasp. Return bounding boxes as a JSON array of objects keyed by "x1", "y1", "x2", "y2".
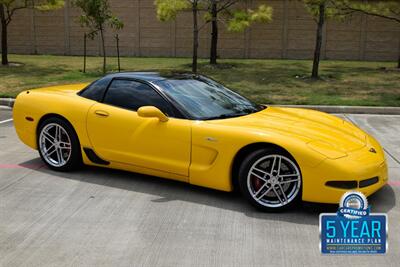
[{"x1": 83, "y1": 148, "x2": 110, "y2": 165}]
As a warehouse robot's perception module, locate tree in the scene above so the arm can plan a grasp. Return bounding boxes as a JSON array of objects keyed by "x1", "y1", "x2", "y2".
[
  {"x1": 0, "y1": 0, "x2": 64, "y2": 65},
  {"x1": 332, "y1": 1, "x2": 400, "y2": 68},
  {"x1": 155, "y1": 0, "x2": 272, "y2": 71},
  {"x1": 155, "y1": 0, "x2": 201, "y2": 72},
  {"x1": 304, "y1": 1, "x2": 326, "y2": 79},
  {"x1": 206, "y1": 1, "x2": 272, "y2": 65},
  {"x1": 303, "y1": 0, "x2": 349, "y2": 78},
  {"x1": 73, "y1": 0, "x2": 123, "y2": 74}
]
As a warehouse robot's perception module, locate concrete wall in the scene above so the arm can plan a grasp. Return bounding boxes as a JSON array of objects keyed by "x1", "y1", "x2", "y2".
[{"x1": 2, "y1": 0, "x2": 400, "y2": 61}]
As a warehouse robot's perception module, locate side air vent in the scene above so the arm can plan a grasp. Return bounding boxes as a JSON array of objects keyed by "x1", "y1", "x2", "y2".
[{"x1": 83, "y1": 148, "x2": 110, "y2": 165}]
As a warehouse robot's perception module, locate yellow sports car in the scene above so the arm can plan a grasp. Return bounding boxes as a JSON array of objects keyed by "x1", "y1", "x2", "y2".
[{"x1": 13, "y1": 72, "x2": 388, "y2": 211}]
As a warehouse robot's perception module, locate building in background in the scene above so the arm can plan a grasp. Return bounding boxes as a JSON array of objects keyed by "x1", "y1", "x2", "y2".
[{"x1": 1, "y1": 0, "x2": 399, "y2": 61}]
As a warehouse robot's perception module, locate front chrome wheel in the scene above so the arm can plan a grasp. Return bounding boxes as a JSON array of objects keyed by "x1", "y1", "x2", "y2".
[
  {"x1": 246, "y1": 154, "x2": 301, "y2": 208},
  {"x1": 39, "y1": 123, "x2": 72, "y2": 167}
]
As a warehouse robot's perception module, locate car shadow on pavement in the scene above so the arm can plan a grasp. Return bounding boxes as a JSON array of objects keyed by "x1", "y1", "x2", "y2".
[{"x1": 20, "y1": 157, "x2": 396, "y2": 226}]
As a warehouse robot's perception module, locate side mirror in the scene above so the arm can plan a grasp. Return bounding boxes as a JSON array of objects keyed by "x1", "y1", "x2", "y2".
[{"x1": 137, "y1": 106, "x2": 169, "y2": 122}]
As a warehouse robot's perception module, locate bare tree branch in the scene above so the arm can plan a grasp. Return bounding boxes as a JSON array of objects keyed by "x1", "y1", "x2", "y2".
[
  {"x1": 4, "y1": 0, "x2": 30, "y2": 25},
  {"x1": 217, "y1": 0, "x2": 239, "y2": 13},
  {"x1": 334, "y1": 2, "x2": 400, "y2": 24}
]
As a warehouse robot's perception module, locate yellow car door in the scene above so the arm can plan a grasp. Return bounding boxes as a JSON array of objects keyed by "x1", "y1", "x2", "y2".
[{"x1": 86, "y1": 79, "x2": 192, "y2": 178}]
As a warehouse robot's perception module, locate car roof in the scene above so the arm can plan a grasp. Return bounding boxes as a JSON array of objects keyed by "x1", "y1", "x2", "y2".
[{"x1": 103, "y1": 72, "x2": 200, "y2": 82}]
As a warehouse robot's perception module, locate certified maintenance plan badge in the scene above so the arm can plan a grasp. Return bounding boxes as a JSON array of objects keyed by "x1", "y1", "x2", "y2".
[{"x1": 320, "y1": 191, "x2": 388, "y2": 254}]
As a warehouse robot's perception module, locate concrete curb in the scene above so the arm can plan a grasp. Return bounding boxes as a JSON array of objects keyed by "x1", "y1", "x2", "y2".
[
  {"x1": 272, "y1": 105, "x2": 400, "y2": 115},
  {"x1": 1, "y1": 97, "x2": 400, "y2": 114},
  {"x1": 0, "y1": 98, "x2": 15, "y2": 108}
]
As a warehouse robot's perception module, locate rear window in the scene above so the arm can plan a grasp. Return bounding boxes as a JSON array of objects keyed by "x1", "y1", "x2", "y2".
[{"x1": 79, "y1": 78, "x2": 110, "y2": 101}]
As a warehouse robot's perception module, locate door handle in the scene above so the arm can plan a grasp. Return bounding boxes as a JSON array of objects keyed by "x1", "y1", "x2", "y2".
[{"x1": 95, "y1": 110, "x2": 109, "y2": 117}]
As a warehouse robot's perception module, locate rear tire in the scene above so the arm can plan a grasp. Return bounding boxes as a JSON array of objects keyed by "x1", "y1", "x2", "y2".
[
  {"x1": 37, "y1": 117, "x2": 82, "y2": 171},
  {"x1": 238, "y1": 147, "x2": 302, "y2": 212}
]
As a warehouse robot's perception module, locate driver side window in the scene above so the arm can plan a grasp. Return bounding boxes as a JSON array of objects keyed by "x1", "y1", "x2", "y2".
[{"x1": 103, "y1": 79, "x2": 174, "y2": 116}]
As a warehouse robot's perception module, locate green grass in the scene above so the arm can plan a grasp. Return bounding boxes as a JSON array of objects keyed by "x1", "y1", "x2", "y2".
[{"x1": 1, "y1": 54, "x2": 399, "y2": 106}]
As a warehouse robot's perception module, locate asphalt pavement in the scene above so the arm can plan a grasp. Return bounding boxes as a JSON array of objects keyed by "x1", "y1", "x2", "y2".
[
  {"x1": 0, "y1": 109, "x2": 399, "y2": 267},
  {"x1": 0, "y1": 107, "x2": 12, "y2": 122}
]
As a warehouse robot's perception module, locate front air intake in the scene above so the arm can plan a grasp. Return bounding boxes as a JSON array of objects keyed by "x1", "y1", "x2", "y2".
[
  {"x1": 326, "y1": 180, "x2": 358, "y2": 189},
  {"x1": 359, "y1": 176, "x2": 379, "y2": 188}
]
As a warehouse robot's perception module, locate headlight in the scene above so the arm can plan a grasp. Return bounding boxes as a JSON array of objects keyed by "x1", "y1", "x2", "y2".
[{"x1": 307, "y1": 140, "x2": 347, "y2": 159}]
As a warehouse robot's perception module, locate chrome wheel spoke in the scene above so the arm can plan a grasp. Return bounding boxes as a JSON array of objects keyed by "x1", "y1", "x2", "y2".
[
  {"x1": 57, "y1": 125, "x2": 63, "y2": 142},
  {"x1": 269, "y1": 156, "x2": 276, "y2": 174},
  {"x1": 280, "y1": 177, "x2": 300, "y2": 184},
  {"x1": 275, "y1": 156, "x2": 281, "y2": 175},
  {"x1": 55, "y1": 147, "x2": 62, "y2": 164},
  {"x1": 60, "y1": 148, "x2": 66, "y2": 164},
  {"x1": 43, "y1": 131, "x2": 55, "y2": 144},
  {"x1": 277, "y1": 184, "x2": 288, "y2": 203},
  {"x1": 44, "y1": 144, "x2": 56, "y2": 157},
  {"x1": 268, "y1": 156, "x2": 281, "y2": 175},
  {"x1": 250, "y1": 170, "x2": 268, "y2": 183},
  {"x1": 252, "y1": 183, "x2": 267, "y2": 198},
  {"x1": 272, "y1": 186, "x2": 284, "y2": 204},
  {"x1": 59, "y1": 141, "x2": 70, "y2": 146},
  {"x1": 280, "y1": 173, "x2": 299, "y2": 178},
  {"x1": 59, "y1": 141, "x2": 71, "y2": 150},
  {"x1": 253, "y1": 167, "x2": 268, "y2": 176},
  {"x1": 255, "y1": 185, "x2": 273, "y2": 200},
  {"x1": 54, "y1": 125, "x2": 59, "y2": 141}
]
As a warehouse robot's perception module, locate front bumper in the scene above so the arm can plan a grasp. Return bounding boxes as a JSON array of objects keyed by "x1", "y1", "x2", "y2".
[{"x1": 301, "y1": 136, "x2": 388, "y2": 204}]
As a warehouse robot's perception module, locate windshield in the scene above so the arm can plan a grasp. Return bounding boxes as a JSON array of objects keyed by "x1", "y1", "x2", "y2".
[{"x1": 154, "y1": 76, "x2": 265, "y2": 120}]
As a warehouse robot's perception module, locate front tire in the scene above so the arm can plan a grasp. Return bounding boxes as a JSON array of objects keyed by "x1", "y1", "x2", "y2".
[
  {"x1": 37, "y1": 117, "x2": 82, "y2": 171},
  {"x1": 238, "y1": 148, "x2": 302, "y2": 212}
]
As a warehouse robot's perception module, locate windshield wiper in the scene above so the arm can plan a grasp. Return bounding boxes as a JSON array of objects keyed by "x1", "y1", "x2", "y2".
[{"x1": 202, "y1": 113, "x2": 247, "y2": 120}]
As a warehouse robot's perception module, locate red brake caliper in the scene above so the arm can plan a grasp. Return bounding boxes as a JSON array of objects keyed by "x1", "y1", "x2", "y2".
[{"x1": 253, "y1": 174, "x2": 262, "y2": 191}]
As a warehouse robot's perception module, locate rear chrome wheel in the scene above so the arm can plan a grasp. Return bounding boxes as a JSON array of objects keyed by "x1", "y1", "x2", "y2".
[
  {"x1": 39, "y1": 123, "x2": 72, "y2": 167},
  {"x1": 238, "y1": 148, "x2": 302, "y2": 211},
  {"x1": 37, "y1": 117, "x2": 82, "y2": 171}
]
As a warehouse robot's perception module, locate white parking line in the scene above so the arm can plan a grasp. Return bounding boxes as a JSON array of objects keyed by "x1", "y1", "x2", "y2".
[{"x1": 0, "y1": 118, "x2": 13, "y2": 124}]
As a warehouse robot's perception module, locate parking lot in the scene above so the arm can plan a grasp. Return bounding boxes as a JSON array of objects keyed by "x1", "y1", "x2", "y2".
[{"x1": 1, "y1": 107, "x2": 399, "y2": 267}]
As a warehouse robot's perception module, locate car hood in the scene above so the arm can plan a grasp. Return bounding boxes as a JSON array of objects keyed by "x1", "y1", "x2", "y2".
[{"x1": 207, "y1": 107, "x2": 367, "y2": 153}]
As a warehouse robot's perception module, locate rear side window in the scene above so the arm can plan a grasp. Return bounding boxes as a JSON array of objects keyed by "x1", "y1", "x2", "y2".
[
  {"x1": 103, "y1": 79, "x2": 174, "y2": 116},
  {"x1": 79, "y1": 78, "x2": 109, "y2": 101}
]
